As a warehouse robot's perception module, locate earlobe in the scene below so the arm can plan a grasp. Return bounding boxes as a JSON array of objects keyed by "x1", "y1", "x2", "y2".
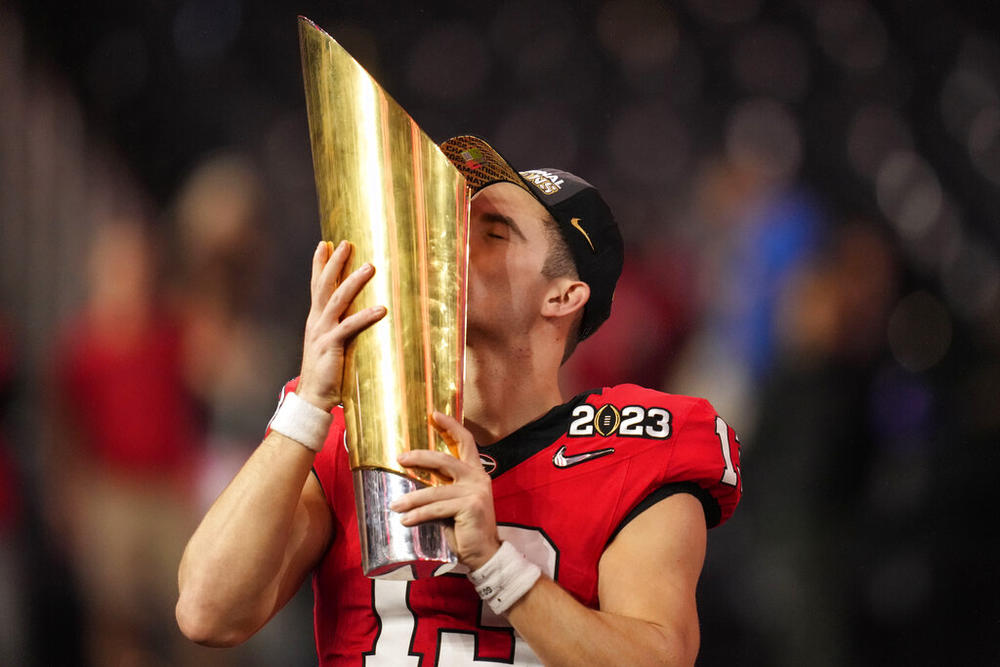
[{"x1": 542, "y1": 280, "x2": 590, "y2": 319}]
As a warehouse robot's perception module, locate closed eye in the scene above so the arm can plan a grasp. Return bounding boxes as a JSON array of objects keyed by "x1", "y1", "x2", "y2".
[{"x1": 478, "y1": 212, "x2": 525, "y2": 241}]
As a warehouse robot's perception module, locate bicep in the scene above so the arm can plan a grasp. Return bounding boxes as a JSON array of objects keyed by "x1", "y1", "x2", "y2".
[
  {"x1": 598, "y1": 492, "x2": 707, "y2": 662},
  {"x1": 268, "y1": 472, "x2": 333, "y2": 620}
]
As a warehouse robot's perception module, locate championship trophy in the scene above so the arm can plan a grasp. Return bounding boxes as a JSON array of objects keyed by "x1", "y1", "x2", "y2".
[{"x1": 298, "y1": 17, "x2": 468, "y2": 579}]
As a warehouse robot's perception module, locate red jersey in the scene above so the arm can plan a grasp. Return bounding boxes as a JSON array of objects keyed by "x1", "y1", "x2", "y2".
[{"x1": 277, "y1": 380, "x2": 742, "y2": 665}]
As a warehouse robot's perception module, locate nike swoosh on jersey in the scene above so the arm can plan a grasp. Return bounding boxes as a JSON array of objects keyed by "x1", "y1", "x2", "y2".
[{"x1": 552, "y1": 444, "x2": 615, "y2": 468}]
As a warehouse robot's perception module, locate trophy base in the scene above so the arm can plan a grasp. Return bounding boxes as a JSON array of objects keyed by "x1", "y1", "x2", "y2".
[{"x1": 353, "y1": 468, "x2": 458, "y2": 580}]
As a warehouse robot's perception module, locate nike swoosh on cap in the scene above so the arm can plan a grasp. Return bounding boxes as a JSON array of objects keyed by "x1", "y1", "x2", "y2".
[
  {"x1": 552, "y1": 444, "x2": 615, "y2": 468},
  {"x1": 570, "y1": 217, "x2": 595, "y2": 252}
]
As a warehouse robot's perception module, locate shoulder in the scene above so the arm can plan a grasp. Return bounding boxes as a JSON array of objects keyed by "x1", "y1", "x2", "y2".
[
  {"x1": 586, "y1": 384, "x2": 742, "y2": 528},
  {"x1": 575, "y1": 384, "x2": 716, "y2": 440},
  {"x1": 593, "y1": 383, "x2": 711, "y2": 412}
]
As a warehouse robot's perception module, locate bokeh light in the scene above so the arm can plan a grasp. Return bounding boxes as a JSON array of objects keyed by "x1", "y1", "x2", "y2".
[{"x1": 875, "y1": 150, "x2": 943, "y2": 242}]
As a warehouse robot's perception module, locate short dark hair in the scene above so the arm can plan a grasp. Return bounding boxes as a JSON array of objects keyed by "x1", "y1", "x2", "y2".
[{"x1": 540, "y1": 214, "x2": 584, "y2": 362}]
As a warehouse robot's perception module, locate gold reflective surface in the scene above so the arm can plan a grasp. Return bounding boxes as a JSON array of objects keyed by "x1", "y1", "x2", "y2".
[{"x1": 299, "y1": 17, "x2": 468, "y2": 485}]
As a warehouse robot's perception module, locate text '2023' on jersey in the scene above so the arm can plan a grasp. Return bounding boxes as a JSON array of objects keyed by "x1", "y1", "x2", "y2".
[{"x1": 273, "y1": 379, "x2": 742, "y2": 666}]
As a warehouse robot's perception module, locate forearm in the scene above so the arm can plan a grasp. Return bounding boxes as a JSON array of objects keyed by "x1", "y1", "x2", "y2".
[
  {"x1": 176, "y1": 431, "x2": 319, "y2": 645},
  {"x1": 507, "y1": 576, "x2": 697, "y2": 667}
]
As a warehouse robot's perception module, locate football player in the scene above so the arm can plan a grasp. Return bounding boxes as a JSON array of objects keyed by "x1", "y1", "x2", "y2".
[{"x1": 177, "y1": 136, "x2": 741, "y2": 665}]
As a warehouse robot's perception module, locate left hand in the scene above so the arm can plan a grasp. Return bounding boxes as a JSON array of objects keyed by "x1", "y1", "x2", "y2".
[{"x1": 390, "y1": 412, "x2": 501, "y2": 571}]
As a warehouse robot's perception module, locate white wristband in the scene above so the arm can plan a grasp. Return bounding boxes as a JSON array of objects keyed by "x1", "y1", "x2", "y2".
[
  {"x1": 467, "y1": 541, "x2": 542, "y2": 615},
  {"x1": 268, "y1": 391, "x2": 332, "y2": 452}
]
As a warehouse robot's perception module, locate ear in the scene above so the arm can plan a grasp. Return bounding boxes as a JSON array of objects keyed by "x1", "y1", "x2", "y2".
[{"x1": 541, "y1": 278, "x2": 590, "y2": 320}]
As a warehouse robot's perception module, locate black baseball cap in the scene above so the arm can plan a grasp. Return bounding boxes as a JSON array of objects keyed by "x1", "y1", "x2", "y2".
[{"x1": 440, "y1": 135, "x2": 624, "y2": 340}]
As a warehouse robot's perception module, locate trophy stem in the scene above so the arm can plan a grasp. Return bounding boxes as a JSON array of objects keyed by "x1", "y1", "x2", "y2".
[{"x1": 353, "y1": 468, "x2": 458, "y2": 579}]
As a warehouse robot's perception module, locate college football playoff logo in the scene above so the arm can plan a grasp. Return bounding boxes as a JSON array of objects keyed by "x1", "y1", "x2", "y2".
[{"x1": 567, "y1": 403, "x2": 672, "y2": 440}]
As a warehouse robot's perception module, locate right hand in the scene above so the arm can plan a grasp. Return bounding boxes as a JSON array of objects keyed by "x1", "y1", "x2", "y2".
[{"x1": 295, "y1": 240, "x2": 386, "y2": 412}]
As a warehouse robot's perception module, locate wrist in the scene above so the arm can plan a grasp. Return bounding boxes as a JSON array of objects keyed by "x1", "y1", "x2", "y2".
[
  {"x1": 464, "y1": 539, "x2": 502, "y2": 572},
  {"x1": 293, "y1": 381, "x2": 337, "y2": 414},
  {"x1": 467, "y1": 541, "x2": 542, "y2": 615},
  {"x1": 268, "y1": 390, "x2": 333, "y2": 452}
]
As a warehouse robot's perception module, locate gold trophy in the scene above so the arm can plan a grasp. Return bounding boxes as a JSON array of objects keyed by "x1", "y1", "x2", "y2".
[{"x1": 298, "y1": 17, "x2": 468, "y2": 579}]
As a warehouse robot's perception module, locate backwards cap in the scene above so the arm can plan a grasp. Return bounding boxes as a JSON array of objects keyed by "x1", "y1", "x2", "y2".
[{"x1": 440, "y1": 136, "x2": 624, "y2": 340}]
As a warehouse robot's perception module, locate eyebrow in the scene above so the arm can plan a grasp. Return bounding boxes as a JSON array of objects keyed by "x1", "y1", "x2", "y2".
[{"x1": 479, "y1": 211, "x2": 527, "y2": 240}]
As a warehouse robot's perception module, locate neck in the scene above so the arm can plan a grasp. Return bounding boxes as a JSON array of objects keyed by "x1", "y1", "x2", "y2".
[{"x1": 462, "y1": 333, "x2": 565, "y2": 446}]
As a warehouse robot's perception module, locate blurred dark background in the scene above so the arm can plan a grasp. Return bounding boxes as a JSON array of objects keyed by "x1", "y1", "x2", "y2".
[{"x1": 1, "y1": 1, "x2": 998, "y2": 665}]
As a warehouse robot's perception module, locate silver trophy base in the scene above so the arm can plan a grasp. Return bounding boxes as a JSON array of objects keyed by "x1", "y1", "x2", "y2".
[{"x1": 353, "y1": 468, "x2": 458, "y2": 579}]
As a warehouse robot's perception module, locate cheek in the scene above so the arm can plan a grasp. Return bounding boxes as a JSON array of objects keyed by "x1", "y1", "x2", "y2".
[
  {"x1": 466, "y1": 258, "x2": 516, "y2": 319},
  {"x1": 465, "y1": 260, "x2": 490, "y2": 308},
  {"x1": 467, "y1": 263, "x2": 501, "y2": 307},
  {"x1": 467, "y1": 246, "x2": 545, "y2": 310},
  {"x1": 468, "y1": 248, "x2": 507, "y2": 288}
]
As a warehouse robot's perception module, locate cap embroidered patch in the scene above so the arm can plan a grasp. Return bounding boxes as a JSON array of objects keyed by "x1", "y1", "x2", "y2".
[
  {"x1": 520, "y1": 169, "x2": 565, "y2": 195},
  {"x1": 461, "y1": 148, "x2": 484, "y2": 170}
]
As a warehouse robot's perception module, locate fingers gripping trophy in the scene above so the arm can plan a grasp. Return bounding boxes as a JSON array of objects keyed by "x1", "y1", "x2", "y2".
[{"x1": 297, "y1": 17, "x2": 469, "y2": 579}]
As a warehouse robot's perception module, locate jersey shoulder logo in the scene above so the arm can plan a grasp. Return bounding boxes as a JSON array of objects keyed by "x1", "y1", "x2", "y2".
[
  {"x1": 552, "y1": 444, "x2": 615, "y2": 468},
  {"x1": 567, "y1": 402, "x2": 672, "y2": 440}
]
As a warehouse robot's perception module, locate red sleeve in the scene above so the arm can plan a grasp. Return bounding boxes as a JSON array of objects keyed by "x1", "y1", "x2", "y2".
[
  {"x1": 607, "y1": 390, "x2": 742, "y2": 534},
  {"x1": 664, "y1": 397, "x2": 742, "y2": 527}
]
